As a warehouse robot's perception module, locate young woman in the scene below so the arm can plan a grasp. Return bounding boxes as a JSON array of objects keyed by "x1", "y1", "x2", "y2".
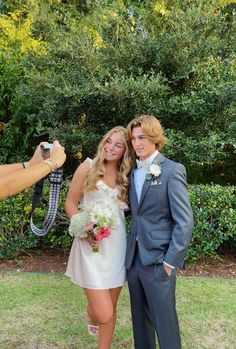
[
  {"x1": 65, "y1": 126, "x2": 132, "y2": 349},
  {"x1": 0, "y1": 140, "x2": 66, "y2": 200}
]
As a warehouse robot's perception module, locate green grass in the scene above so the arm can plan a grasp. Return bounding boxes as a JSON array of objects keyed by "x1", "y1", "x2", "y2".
[{"x1": 0, "y1": 272, "x2": 235, "y2": 349}]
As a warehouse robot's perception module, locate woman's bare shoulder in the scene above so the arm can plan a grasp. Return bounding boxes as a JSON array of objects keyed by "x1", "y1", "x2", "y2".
[{"x1": 73, "y1": 160, "x2": 90, "y2": 177}]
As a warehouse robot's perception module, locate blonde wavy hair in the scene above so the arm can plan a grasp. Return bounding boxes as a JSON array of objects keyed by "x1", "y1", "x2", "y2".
[
  {"x1": 127, "y1": 114, "x2": 167, "y2": 151},
  {"x1": 83, "y1": 126, "x2": 133, "y2": 203}
]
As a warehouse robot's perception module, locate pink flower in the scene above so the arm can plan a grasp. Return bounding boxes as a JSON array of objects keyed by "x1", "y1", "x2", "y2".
[{"x1": 94, "y1": 227, "x2": 111, "y2": 241}]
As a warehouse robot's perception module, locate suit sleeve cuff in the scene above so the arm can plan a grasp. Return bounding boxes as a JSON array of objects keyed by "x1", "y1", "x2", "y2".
[{"x1": 163, "y1": 261, "x2": 175, "y2": 269}]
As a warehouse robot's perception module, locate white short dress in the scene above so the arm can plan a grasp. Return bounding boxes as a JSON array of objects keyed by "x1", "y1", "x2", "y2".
[{"x1": 65, "y1": 159, "x2": 127, "y2": 289}]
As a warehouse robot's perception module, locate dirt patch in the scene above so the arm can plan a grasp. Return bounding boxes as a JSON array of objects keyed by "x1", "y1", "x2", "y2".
[
  {"x1": 0, "y1": 247, "x2": 68, "y2": 273},
  {"x1": 0, "y1": 247, "x2": 235, "y2": 278},
  {"x1": 179, "y1": 254, "x2": 236, "y2": 279}
]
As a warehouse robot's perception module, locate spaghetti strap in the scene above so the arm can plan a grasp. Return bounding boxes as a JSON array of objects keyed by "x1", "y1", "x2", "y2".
[{"x1": 85, "y1": 157, "x2": 93, "y2": 166}]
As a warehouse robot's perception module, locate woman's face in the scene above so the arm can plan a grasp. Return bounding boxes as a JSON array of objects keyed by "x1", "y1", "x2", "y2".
[{"x1": 103, "y1": 131, "x2": 126, "y2": 162}]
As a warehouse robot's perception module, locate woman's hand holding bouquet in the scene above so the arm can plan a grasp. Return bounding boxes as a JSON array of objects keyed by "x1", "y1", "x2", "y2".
[{"x1": 69, "y1": 200, "x2": 118, "y2": 252}]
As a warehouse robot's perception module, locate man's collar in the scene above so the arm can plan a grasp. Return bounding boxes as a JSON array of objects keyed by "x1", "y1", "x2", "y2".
[{"x1": 141, "y1": 150, "x2": 159, "y2": 165}]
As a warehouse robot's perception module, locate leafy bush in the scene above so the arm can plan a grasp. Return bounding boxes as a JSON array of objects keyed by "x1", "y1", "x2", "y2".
[
  {"x1": 187, "y1": 184, "x2": 236, "y2": 262},
  {"x1": 0, "y1": 181, "x2": 235, "y2": 261},
  {"x1": 0, "y1": 189, "x2": 38, "y2": 259},
  {"x1": 0, "y1": 0, "x2": 235, "y2": 182},
  {"x1": 0, "y1": 181, "x2": 71, "y2": 260}
]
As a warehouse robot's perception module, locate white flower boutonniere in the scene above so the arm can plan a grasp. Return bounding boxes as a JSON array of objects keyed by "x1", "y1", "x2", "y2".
[{"x1": 145, "y1": 161, "x2": 161, "y2": 181}]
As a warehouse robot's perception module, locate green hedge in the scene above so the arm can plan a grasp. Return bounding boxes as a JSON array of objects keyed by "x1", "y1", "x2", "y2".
[
  {"x1": 187, "y1": 184, "x2": 236, "y2": 262},
  {"x1": 0, "y1": 181, "x2": 71, "y2": 260},
  {"x1": 0, "y1": 183, "x2": 235, "y2": 262},
  {"x1": 1, "y1": 1, "x2": 236, "y2": 184}
]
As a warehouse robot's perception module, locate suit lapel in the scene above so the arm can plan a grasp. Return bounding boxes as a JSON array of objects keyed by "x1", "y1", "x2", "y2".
[
  {"x1": 138, "y1": 179, "x2": 151, "y2": 208},
  {"x1": 138, "y1": 152, "x2": 165, "y2": 208}
]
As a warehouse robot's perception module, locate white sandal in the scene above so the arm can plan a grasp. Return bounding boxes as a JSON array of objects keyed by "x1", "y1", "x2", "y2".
[
  {"x1": 86, "y1": 314, "x2": 99, "y2": 336},
  {"x1": 87, "y1": 322, "x2": 99, "y2": 336}
]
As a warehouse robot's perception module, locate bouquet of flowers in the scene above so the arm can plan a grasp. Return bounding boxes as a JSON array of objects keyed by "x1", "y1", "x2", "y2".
[{"x1": 69, "y1": 200, "x2": 118, "y2": 252}]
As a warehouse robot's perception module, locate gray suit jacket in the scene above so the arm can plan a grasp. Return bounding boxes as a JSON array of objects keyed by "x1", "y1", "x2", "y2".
[{"x1": 125, "y1": 153, "x2": 193, "y2": 269}]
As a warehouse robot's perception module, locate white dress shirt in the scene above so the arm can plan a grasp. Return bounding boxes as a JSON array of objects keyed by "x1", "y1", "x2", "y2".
[
  {"x1": 134, "y1": 150, "x2": 175, "y2": 270},
  {"x1": 134, "y1": 150, "x2": 159, "y2": 202}
]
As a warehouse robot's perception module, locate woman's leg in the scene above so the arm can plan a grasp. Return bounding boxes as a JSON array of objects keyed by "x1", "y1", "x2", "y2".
[
  {"x1": 98, "y1": 287, "x2": 122, "y2": 349},
  {"x1": 84, "y1": 287, "x2": 122, "y2": 349}
]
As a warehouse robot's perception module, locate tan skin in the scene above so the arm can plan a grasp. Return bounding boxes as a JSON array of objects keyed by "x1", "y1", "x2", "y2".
[
  {"x1": 131, "y1": 126, "x2": 172, "y2": 276},
  {"x1": 0, "y1": 140, "x2": 66, "y2": 200},
  {"x1": 65, "y1": 131, "x2": 126, "y2": 349}
]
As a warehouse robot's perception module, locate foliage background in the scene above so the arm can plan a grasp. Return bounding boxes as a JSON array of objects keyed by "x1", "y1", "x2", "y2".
[
  {"x1": 0, "y1": 0, "x2": 236, "y2": 260},
  {"x1": 0, "y1": 0, "x2": 236, "y2": 183},
  {"x1": 0, "y1": 183, "x2": 235, "y2": 261}
]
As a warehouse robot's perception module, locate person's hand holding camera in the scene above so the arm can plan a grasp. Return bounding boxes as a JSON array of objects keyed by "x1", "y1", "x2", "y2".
[
  {"x1": 0, "y1": 140, "x2": 66, "y2": 200},
  {"x1": 49, "y1": 140, "x2": 66, "y2": 168},
  {"x1": 40, "y1": 140, "x2": 66, "y2": 172},
  {"x1": 27, "y1": 140, "x2": 66, "y2": 169}
]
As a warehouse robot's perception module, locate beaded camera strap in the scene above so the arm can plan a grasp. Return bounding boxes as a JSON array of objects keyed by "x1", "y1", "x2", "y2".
[
  {"x1": 30, "y1": 142, "x2": 63, "y2": 236},
  {"x1": 30, "y1": 168, "x2": 63, "y2": 236}
]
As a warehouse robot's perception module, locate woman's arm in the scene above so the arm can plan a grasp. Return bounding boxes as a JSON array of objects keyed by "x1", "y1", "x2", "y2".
[
  {"x1": 0, "y1": 162, "x2": 54, "y2": 200},
  {"x1": 0, "y1": 140, "x2": 66, "y2": 200},
  {"x1": 0, "y1": 162, "x2": 26, "y2": 178},
  {"x1": 65, "y1": 160, "x2": 99, "y2": 249},
  {"x1": 65, "y1": 161, "x2": 90, "y2": 219},
  {"x1": 0, "y1": 141, "x2": 44, "y2": 179}
]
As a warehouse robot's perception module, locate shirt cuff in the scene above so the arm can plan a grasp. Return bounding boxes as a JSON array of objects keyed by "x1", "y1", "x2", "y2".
[{"x1": 163, "y1": 261, "x2": 175, "y2": 269}]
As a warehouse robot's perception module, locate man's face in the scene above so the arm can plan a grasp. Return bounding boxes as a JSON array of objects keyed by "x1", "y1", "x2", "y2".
[{"x1": 131, "y1": 126, "x2": 156, "y2": 160}]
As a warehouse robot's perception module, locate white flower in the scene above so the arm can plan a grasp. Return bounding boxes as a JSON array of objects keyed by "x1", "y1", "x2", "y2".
[
  {"x1": 149, "y1": 164, "x2": 161, "y2": 177},
  {"x1": 69, "y1": 212, "x2": 89, "y2": 238}
]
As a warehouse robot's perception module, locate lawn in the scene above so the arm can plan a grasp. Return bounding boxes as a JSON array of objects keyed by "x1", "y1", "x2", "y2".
[{"x1": 0, "y1": 272, "x2": 235, "y2": 349}]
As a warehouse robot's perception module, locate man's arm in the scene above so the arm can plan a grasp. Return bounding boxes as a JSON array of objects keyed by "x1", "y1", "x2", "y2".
[{"x1": 164, "y1": 164, "x2": 193, "y2": 268}]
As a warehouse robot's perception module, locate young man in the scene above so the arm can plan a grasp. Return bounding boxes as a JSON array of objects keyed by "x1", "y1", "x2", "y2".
[{"x1": 125, "y1": 115, "x2": 193, "y2": 349}]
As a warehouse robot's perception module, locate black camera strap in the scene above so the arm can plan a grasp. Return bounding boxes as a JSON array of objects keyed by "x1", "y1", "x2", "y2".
[{"x1": 30, "y1": 178, "x2": 45, "y2": 215}]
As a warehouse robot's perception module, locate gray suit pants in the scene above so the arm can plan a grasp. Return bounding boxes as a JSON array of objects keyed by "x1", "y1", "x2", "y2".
[{"x1": 127, "y1": 244, "x2": 181, "y2": 349}]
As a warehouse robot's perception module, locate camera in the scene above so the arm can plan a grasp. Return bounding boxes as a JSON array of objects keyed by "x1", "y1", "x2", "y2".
[{"x1": 40, "y1": 143, "x2": 53, "y2": 159}]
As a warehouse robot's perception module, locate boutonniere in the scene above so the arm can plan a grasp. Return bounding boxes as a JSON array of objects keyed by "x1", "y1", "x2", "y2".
[{"x1": 145, "y1": 160, "x2": 161, "y2": 181}]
